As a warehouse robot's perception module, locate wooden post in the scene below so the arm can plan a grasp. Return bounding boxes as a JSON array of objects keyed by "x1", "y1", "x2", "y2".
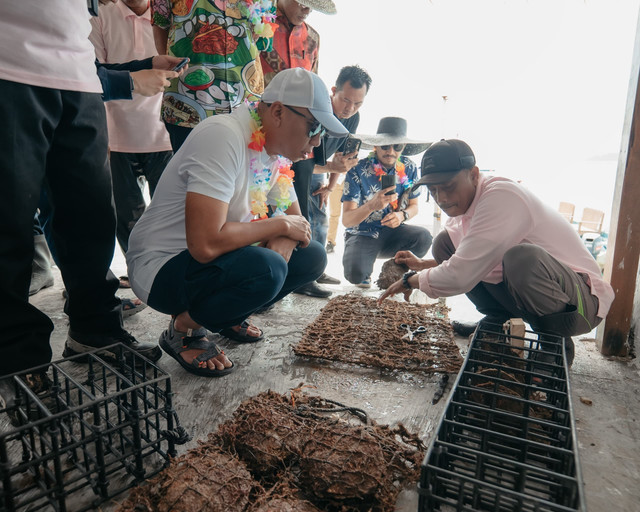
[{"x1": 597, "y1": 10, "x2": 640, "y2": 356}]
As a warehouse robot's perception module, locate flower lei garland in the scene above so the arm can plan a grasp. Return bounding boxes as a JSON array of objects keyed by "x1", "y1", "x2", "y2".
[
  {"x1": 235, "y1": 0, "x2": 278, "y2": 51},
  {"x1": 371, "y1": 155, "x2": 412, "y2": 210},
  {"x1": 247, "y1": 102, "x2": 294, "y2": 220}
]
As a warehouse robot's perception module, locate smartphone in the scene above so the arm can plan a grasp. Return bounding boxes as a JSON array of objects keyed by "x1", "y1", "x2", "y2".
[
  {"x1": 342, "y1": 137, "x2": 361, "y2": 155},
  {"x1": 172, "y1": 58, "x2": 189, "y2": 72},
  {"x1": 87, "y1": 0, "x2": 99, "y2": 16},
  {"x1": 380, "y1": 174, "x2": 397, "y2": 195}
]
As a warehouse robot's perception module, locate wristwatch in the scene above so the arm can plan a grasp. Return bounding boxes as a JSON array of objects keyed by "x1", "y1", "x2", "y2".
[
  {"x1": 402, "y1": 210, "x2": 410, "y2": 222},
  {"x1": 402, "y1": 270, "x2": 417, "y2": 289}
]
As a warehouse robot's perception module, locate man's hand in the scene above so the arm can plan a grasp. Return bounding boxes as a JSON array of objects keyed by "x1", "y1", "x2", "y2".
[
  {"x1": 152, "y1": 55, "x2": 189, "y2": 72},
  {"x1": 312, "y1": 185, "x2": 332, "y2": 208},
  {"x1": 378, "y1": 279, "x2": 412, "y2": 303},
  {"x1": 264, "y1": 236, "x2": 299, "y2": 262},
  {"x1": 395, "y1": 251, "x2": 438, "y2": 271},
  {"x1": 395, "y1": 250, "x2": 424, "y2": 270},
  {"x1": 131, "y1": 69, "x2": 179, "y2": 96},
  {"x1": 380, "y1": 211, "x2": 403, "y2": 229},
  {"x1": 281, "y1": 214, "x2": 312, "y2": 248},
  {"x1": 367, "y1": 187, "x2": 397, "y2": 212},
  {"x1": 330, "y1": 151, "x2": 358, "y2": 174}
]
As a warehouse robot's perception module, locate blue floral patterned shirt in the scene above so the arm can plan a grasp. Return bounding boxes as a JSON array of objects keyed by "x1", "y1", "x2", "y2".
[{"x1": 341, "y1": 155, "x2": 421, "y2": 238}]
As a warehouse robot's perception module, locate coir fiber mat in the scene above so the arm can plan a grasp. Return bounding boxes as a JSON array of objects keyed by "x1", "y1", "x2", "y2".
[{"x1": 293, "y1": 294, "x2": 463, "y2": 374}]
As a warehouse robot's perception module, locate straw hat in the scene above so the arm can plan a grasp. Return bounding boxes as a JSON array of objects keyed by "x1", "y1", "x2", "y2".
[
  {"x1": 297, "y1": 0, "x2": 337, "y2": 15},
  {"x1": 359, "y1": 117, "x2": 431, "y2": 156}
]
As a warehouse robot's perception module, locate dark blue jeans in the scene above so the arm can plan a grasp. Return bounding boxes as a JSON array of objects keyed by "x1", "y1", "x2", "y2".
[
  {"x1": 309, "y1": 173, "x2": 328, "y2": 247},
  {"x1": 146, "y1": 241, "x2": 326, "y2": 332}
]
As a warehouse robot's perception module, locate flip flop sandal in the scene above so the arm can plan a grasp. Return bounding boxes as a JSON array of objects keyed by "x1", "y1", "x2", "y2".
[
  {"x1": 118, "y1": 275, "x2": 131, "y2": 288},
  {"x1": 159, "y1": 320, "x2": 235, "y2": 377},
  {"x1": 220, "y1": 320, "x2": 264, "y2": 343},
  {"x1": 122, "y1": 297, "x2": 147, "y2": 318}
]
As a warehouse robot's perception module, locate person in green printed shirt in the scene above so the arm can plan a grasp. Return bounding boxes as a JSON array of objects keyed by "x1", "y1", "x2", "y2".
[{"x1": 151, "y1": 0, "x2": 277, "y2": 151}]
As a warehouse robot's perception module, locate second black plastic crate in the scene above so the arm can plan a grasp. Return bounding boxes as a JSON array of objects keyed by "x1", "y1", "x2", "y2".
[{"x1": 419, "y1": 322, "x2": 586, "y2": 512}]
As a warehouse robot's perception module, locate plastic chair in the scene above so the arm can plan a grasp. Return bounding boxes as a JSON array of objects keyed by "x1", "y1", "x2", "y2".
[
  {"x1": 558, "y1": 202, "x2": 575, "y2": 223},
  {"x1": 577, "y1": 207, "x2": 604, "y2": 235}
]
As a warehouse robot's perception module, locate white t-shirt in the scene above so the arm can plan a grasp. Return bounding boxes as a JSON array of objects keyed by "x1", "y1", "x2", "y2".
[
  {"x1": 126, "y1": 105, "x2": 296, "y2": 302},
  {"x1": 0, "y1": 2, "x2": 102, "y2": 93}
]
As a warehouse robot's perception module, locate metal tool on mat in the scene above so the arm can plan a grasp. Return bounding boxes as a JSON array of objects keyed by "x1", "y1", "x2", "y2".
[{"x1": 400, "y1": 323, "x2": 427, "y2": 341}]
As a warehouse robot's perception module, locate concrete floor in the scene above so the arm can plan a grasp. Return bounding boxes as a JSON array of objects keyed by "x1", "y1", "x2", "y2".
[{"x1": 12, "y1": 229, "x2": 640, "y2": 511}]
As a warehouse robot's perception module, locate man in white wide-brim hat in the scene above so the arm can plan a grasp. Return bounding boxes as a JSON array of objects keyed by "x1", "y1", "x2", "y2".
[{"x1": 341, "y1": 117, "x2": 433, "y2": 287}]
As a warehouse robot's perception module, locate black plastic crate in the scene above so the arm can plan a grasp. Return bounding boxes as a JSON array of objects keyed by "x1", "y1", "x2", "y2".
[
  {"x1": 419, "y1": 322, "x2": 586, "y2": 512},
  {"x1": 0, "y1": 344, "x2": 189, "y2": 512}
]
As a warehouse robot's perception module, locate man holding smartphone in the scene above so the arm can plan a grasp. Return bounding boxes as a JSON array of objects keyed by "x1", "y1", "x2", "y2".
[
  {"x1": 293, "y1": 64, "x2": 372, "y2": 298},
  {"x1": 341, "y1": 117, "x2": 433, "y2": 287}
]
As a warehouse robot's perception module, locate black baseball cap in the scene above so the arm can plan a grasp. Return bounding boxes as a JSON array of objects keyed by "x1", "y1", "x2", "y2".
[{"x1": 416, "y1": 139, "x2": 476, "y2": 185}]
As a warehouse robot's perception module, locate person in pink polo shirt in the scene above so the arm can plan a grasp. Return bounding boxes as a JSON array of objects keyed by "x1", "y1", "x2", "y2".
[
  {"x1": 90, "y1": 0, "x2": 174, "y2": 272},
  {"x1": 379, "y1": 139, "x2": 615, "y2": 365}
]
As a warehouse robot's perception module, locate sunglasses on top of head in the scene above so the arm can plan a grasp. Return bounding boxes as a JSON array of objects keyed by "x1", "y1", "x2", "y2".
[
  {"x1": 283, "y1": 105, "x2": 326, "y2": 138},
  {"x1": 380, "y1": 144, "x2": 405, "y2": 152}
]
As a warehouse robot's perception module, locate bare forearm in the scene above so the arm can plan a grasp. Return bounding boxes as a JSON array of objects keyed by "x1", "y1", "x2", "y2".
[
  {"x1": 403, "y1": 203, "x2": 419, "y2": 220},
  {"x1": 342, "y1": 202, "x2": 374, "y2": 227},
  {"x1": 313, "y1": 161, "x2": 341, "y2": 174},
  {"x1": 153, "y1": 26, "x2": 169, "y2": 55},
  {"x1": 188, "y1": 217, "x2": 291, "y2": 263}
]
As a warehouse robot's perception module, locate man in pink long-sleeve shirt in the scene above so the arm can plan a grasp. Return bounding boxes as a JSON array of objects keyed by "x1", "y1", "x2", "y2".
[{"x1": 379, "y1": 139, "x2": 615, "y2": 365}]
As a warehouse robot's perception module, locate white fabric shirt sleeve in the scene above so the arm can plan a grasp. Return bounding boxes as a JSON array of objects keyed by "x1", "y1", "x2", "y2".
[{"x1": 181, "y1": 123, "x2": 245, "y2": 203}]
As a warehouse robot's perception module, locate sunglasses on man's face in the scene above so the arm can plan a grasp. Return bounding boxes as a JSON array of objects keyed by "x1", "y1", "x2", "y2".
[
  {"x1": 284, "y1": 105, "x2": 326, "y2": 138},
  {"x1": 380, "y1": 144, "x2": 405, "y2": 152}
]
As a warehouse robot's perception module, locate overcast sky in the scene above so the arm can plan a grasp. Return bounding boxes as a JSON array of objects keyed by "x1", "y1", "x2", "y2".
[{"x1": 308, "y1": 0, "x2": 640, "y2": 223}]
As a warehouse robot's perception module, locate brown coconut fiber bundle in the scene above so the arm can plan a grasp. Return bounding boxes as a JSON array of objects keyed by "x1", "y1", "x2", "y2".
[
  {"x1": 116, "y1": 444, "x2": 258, "y2": 512},
  {"x1": 375, "y1": 258, "x2": 408, "y2": 289},
  {"x1": 217, "y1": 390, "x2": 307, "y2": 479}
]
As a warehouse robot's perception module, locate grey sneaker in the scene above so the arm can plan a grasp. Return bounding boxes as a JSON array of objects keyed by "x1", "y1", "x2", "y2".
[{"x1": 64, "y1": 329, "x2": 162, "y2": 363}]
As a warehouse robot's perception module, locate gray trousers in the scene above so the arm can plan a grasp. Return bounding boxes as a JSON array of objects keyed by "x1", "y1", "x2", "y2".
[
  {"x1": 432, "y1": 230, "x2": 601, "y2": 336},
  {"x1": 343, "y1": 225, "x2": 433, "y2": 284}
]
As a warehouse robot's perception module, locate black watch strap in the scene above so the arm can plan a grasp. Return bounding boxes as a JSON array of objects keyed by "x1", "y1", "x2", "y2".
[
  {"x1": 402, "y1": 270, "x2": 417, "y2": 289},
  {"x1": 402, "y1": 210, "x2": 409, "y2": 222}
]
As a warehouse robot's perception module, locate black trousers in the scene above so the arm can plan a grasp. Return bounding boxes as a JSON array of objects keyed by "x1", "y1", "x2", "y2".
[
  {"x1": 291, "y1": 158, "x2": 316, "y2": 220},
  {"x1": 343, "y1": 225, "x2": 433, "y2": 284},
  {"x1": 164, "y1": 122, "x2": 192, "y2": 153},
  {"x1": 110, "y1": 151, "x2": 173, "y2": 253},
  {"x1": 0, "y1": 80, "x2": 122, "y2": 375}
]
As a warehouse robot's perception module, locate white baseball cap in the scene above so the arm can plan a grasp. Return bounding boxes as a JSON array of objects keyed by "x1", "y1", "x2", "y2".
[{"x1": 261, "y1": 68, "x2": 348, "y2": 138}]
